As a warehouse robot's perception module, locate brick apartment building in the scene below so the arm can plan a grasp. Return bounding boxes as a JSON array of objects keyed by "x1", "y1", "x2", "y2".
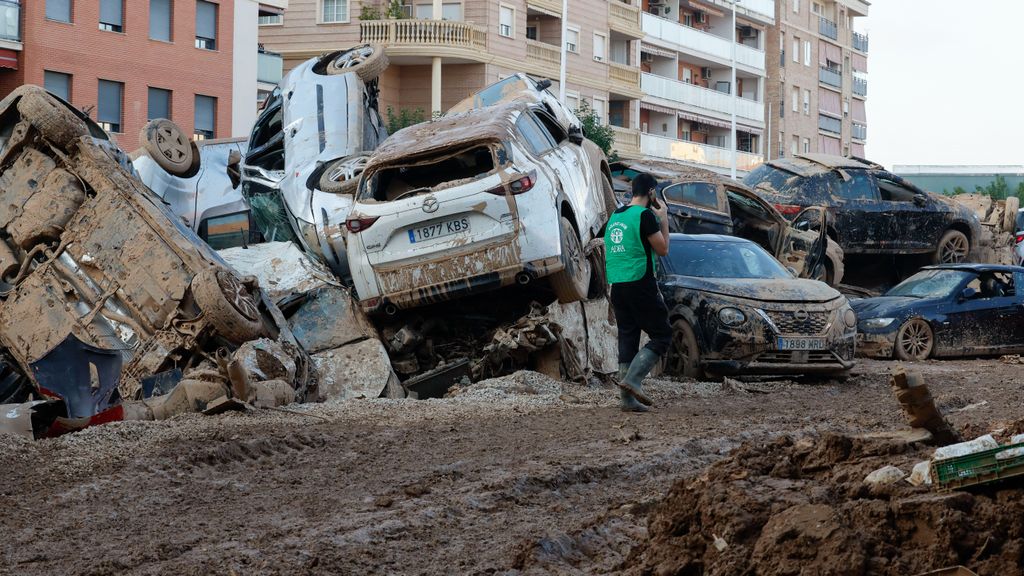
[{"x1": 0, "y1": 0, "x2": 288, "y2": 150}]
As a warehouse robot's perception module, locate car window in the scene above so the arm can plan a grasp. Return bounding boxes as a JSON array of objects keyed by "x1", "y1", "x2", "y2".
[
  {"x1": 449, "y1": 76, "x2": 525, "y2": 113},
  {"x1": 515, "y1": 113, "x2": 555, "y2": 155},
  {"x1": 663, "y1": 182, "x2": 718, "y2": 210},
  {"x1": 876, "y1": 177, "x2": 918, "y2": 202},
  {"x1": 887, "y1": 269, "x2": 973, "y2": 299},
  {"x1": 664, "y1": 239, "x2": 790, "y2": 279},
  {"x1": 1015, "y1": 210, "x2": 1024, "y2": 232},
  {"x1": 743, "y1": 164, "x2": 803, "y2": 197},
  {"x1": 832, "y1": 170, "x2": 877, "y2": 201},
  {"x1": 532, "y1": 110, "x2": 567, "y2": 144},
  {"x1": 199, "y1": 211, "x2": 251, "y2": 249},
  {"x1": 967, "y1": 271, "x2": 1016, "y2": 299}
]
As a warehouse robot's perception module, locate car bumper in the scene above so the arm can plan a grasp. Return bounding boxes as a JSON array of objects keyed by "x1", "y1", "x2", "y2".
[
  {"x1": 701, "y1": 332, "x2": 856, "y2": 376},
  {"x1": 856, "y1": 331, "x2": 896, "y2": 358}
]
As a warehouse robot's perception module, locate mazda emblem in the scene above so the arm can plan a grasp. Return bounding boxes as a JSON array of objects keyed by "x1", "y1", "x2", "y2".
[
  {"x1": 793, "y1": 310, "x2": 809, "y2": 321},
  {"x1": 422, "y1": 195, "x2": 439, "y2": 213}
]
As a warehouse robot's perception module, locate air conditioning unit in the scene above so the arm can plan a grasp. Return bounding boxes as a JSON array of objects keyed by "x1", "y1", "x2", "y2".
[
  {"x1": 695, "y1": 11, "x2": 707, "y2": 23},
  {"x1": 701, "y1": 67, "x2": 713, "y2": 79},
  {"x1": 641, "y1": 52, "x2": 655, "y2": 63},
  {"x1": 741, "y1": 26, "x2": 756, "y2": 38},
  {"x1": 649, "y1": 0, "x2": 666, "y2": 6}
]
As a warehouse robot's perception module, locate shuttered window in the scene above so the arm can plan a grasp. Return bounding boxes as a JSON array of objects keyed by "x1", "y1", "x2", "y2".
[
  {"x1": 46, "y1": 0, "x2": 72, "y2": 22},
  {"x1": 148, "y1": 87, "x2": 171, "y2": 120},
  {"x1": 44, "y1": 71, "x2": 71, "y2": 101},
  {"x1": 195, "y1": 1, "x2": 217, "y2": 49},
  {"x1": 99, "y1": 0, "x2": 123, "y2": 32},
  {"x1": 150, "y1": 0, "x2": 172, "y2": 41},
  {"x1": 97, "y1": 80, "x2": 123, "y2": 133},
  {"x1": 194, "y1": 94, "x2": 216, "y2": 139}
]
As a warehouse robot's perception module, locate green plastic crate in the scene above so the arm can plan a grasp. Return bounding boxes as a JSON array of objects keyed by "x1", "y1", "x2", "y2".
[{"x1": 931, "y1": 441, "x2": 1024, "y2": 490}]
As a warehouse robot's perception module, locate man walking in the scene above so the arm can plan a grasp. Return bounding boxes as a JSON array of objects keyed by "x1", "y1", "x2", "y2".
[{"x1": 603, "y1": 173, "x2": 672, "y2": 412}]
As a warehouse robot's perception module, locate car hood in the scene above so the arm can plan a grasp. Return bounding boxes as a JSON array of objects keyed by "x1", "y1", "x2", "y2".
[
  {"x1": 850, "y1": 296, "x2": 928, "y2": 318},
  {"x1": 662, "y1": 275, "x2": 841, "y2": 304}
]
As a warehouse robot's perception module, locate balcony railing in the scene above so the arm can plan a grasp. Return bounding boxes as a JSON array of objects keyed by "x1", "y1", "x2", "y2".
[
  {"x1": 642, "y1": 73, "x2": 764, "y2": 123},
  {"x1": 640, "y1": 133, "x2": 763, "y2": 172},
  {"x1": 611, "y1": 125, "x2": 641, "y2": 157},
  {"x1": 818, "y1": 17, "x2": 837, "y2": 41},
  {"x1": 525, "y1": 39, "x2": 560, "y2": 71},
  {"x1": 608, "y1": 61, "x2": 640, "y2": 93},
  {"x1": 642, "y1": 13, "x2": 765, "y2": 71},
  {"x1": 852, "y1": 32, "x2": 869, "y2": 52},
  {"x1": 360, "y1": 19, "x2": 486, "y2": 51},
  {"x1": 852, "y1": 123, "x2": 867, "y2": 140},
  {"x1": 819, "y1": 66, "x2": 841, "y2": 88},
  {"x1": 0, "y1": 0, "x2": 20, "y2": 43},
  {"x1": 257, "y1": 49, "x2": 282, "y2": 85},
  {"x1": 853, "y1": 77, "x2": 868, "y2": 97},
  {"x1": 818, "y1": 114, "x2": 841, "y2": 135},
  {"x1": 608, "y1": 2, "x2": 642, "y2": 39}
]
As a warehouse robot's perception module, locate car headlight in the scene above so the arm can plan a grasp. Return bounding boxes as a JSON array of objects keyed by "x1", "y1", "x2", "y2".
[
  {"x1": 718, "y1": 307, "x2": 747, "y2": 327},
  {"x1": 843, "y1": 308, "x2": 857, "y2": 328},
  {"x1": 860, "y1": 317, "x2": 895, "y2": 329}
]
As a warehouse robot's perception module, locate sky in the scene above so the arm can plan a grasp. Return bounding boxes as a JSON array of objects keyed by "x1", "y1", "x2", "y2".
[{"x1": 864, "y1": 0, "x2": 1024, "y2": 170}]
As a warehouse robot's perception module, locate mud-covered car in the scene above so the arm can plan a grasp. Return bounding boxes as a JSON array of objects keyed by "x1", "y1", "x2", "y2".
[
  {"x1": 613, "y1": 161, "x2": 844, "y2": 285},
  {"x1": 346, "y1": 98, "x2": 615, "y2": 313},
  {"x1": 241, "y1": 44, "x2": 389, "y2": 280},
  {"x1": 745, "y1": 154, "x2": 982, "y2": 265},
  {"x1": 1015, "y1": 208, "x2": 1024, "y2": 265},
  {"x1": 852, "y1": 264, "x2": 1024, "y2": 361},
  {"x1": 0, "y1": 85, "x2": 297, "y2": 414},
  {"x1": 658, "y1": 234, "x2": 856, "y2": 378}
]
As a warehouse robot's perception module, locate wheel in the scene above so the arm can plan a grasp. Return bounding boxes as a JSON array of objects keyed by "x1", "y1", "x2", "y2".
[
  {"x1": 894, "y1": 318, "x2": 934, "y2": 361},
  {"x1": 586, "y1": 248, "x2": 607, "y2": 299},
  {"x1": 139, "y1": 119, "x2": 200, "y2": 178},
  {"x1": 319, "y1": 155, "x2": 368, "y2": 194},
  {"x1": 664, "y1": 319, "x2": 704, "y2": 379},
  {"x1": 932, "y1": 229, "x2": 970, "y2": 264},
  {"x1": 324, "y1": 44, "x2": 389, "y2": 82},
  {"x1": 16, "y1": 86, "x2": 88, "y2": 150},
  {"x1": 1004, "y1": 197, "x2": 1020, "y2": 233},
  {"x1": 191, "y1": 269, "x2": 266, "y2": 344},
  {"x1": 550, "y1": 216, "x2": 590, "y2": 303}
]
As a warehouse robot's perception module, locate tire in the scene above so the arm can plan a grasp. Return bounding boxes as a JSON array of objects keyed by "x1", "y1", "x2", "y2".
[
  {"x1": 319, "y1": 155, "x2": 368, "y2": 194},
  {"x1": 324, "y1": 45, "x2": 389, "y2": 82},
  {"x1": 586, "y1": 248, "x2": 607, "y2": 299},
  {"x1": 664, "y1": 319, "x2": 704, "y2": 379},
  {"x1": 16, "y1": 87, "x2": 88, "y2": 150},
  {"x1": 600, "y1": 174, "x2": 618, "y2": 218},
  {"x1": 139, "y1": 119, "x2": 198, "y2": 177},
  {"x1": 932, "y1": 229, "x2": 970, "y2": 265},
  {"x1": 894, "y1": 318, "x2": 934, "y2": 361},
  {"x1": 192, "y1": 269, "x2": 266, "y2": 344},
  {"x1": 1004, "y1": 197, "x2": 1020, "y2": 233},
  {"x1": 550, "y1": 216, "x2": 590, "y2": 304}
]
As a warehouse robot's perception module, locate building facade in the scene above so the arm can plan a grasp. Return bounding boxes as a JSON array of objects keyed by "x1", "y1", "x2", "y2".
[
  {"x1": 0, "y1": 0, "x2": 286, "y2": 150},
  {"x1": 765, "y1": 0, "x2": 868, "y2": 162}
]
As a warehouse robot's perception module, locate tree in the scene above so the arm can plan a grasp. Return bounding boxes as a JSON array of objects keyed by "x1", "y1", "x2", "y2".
[
  {"x1": 573, "y1": 100, "x2": 617, "y2": 160},
  {"x1": 982, "y1": 174, "x2": 1010, "y2": 200},
  {"x1": 385, "y1": 106, "x2": 426, "y2": 134},
  {"x1": 1016, "y1": 181, "x2": 1024, "y2": 203}
]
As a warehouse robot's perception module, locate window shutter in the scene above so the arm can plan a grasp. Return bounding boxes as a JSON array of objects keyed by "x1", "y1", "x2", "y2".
[
  {"x1": 100, "y1": 0, "x2": 123, "y2": 26},
  {"x1": 196, "y1": 1, "x2": 217, "y2": 39},
  {"x1": 150, "y1": 0, "x2": 171, "y2": 40},
  {"x1": 195, "y1": 95, "x2": 215, "y2": 132},
  {"x1": 98, "y1": 81, "x2": 122, "y2": 124}
]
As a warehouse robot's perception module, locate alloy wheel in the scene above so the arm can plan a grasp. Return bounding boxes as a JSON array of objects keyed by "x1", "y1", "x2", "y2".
[
  {"x1": 218, "y1": 271, "x2": 260, "y2": 321},
  {"x1": 940, "y1": 235, "x2": 969, "y2": 263},
  {"x1": 898, "y1": 318, "x2": 932, "y2": 360}
]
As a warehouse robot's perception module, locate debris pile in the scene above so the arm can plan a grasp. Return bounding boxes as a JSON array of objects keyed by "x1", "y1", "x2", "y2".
[{"x1": 951, "y1": 193, "x2": 1019, "y2": 265}]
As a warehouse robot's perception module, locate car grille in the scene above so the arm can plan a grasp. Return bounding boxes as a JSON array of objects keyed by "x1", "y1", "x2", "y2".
[
  {"x1": 757, "y1": 351, "x2": 839, "y2": 364},
  {"x1": 765, "y1": 310, "x2": 830, "y2": 335}
]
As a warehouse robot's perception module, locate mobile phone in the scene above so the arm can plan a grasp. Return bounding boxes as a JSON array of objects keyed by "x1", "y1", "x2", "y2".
[{"x1": 649, "y1": 189, "x2": 663, "y2": 210}]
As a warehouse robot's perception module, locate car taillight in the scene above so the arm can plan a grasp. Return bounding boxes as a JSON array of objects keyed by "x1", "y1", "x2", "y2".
[
  {"x1": 487, "y1": 171, "x2": 537, "y2": 196},
  {"x1": 346, "y1": 216, "x2": 379, "y2": 233},
  {"x1": 775, "y1": 203, "x2": 804, "y2": 216},
  {"x1": 1017, "y1": 234, "x2": 1024, "y2": 244}
]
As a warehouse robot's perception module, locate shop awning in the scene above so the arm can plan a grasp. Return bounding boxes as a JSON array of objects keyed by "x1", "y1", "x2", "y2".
[{"x1": 0, "y1": 49, "x2": 18, "y2": 70}]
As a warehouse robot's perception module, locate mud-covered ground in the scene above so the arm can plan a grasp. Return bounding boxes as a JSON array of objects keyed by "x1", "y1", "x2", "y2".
[{"x1": 1, "y1": 358, "x2": 1021, "y2": 576}]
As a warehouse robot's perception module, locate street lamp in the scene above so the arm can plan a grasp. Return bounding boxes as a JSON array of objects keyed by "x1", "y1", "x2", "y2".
[{"x1": 730, "y1": 0, "x2": 739, "y2": 179}]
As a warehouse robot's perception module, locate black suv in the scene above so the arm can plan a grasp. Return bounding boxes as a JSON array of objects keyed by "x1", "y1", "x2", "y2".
[{"x1": 745, "y1": 154, "x2": 981, "y2": 265}]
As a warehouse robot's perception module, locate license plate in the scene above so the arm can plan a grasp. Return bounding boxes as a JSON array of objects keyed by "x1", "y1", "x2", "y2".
[
  {"x1": 776, "y1": 337, "x2": 827, "y2": 350},
  {"x1": 407, "y1": 217, "x2": 470, "y2": 243}
]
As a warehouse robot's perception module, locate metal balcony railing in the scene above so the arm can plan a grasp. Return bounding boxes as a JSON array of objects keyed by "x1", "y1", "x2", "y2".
[
  {"x1": 852, "y1": 123, "x2": 867, "y2": 140},
  {"x1": 853, "y1": 32, "x2": 869, "y2": 53},
  {"x1": 818, "y1": 17, "x2": 837, "y2": 41},
  {"x1": 257, "y1": 49, "x2": 282, "y2": 85},
  {"x1": 818, "y1": 114, "x2": 841, "y2": 134},
  {"x1": 0, "y1": 0, "x2": 20, "y2": 42},
  {"x1": 853, "y1": 77, "x2": 868, "y2": 97},
  {"x1": 819, "y1": 66, "x2": 841, "y2": 88}
]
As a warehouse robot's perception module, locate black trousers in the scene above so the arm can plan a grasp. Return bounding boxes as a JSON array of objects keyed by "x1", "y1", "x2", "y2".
[{"x1": 610, "y1": 279, "x2": 673, "y2": 364}]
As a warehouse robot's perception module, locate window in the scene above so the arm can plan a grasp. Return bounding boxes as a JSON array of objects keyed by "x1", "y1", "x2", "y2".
[
  {"x1": 663, "y1": 182, "x2": 718, "y2": 210},
  {"x1": 566, "y1": 27, "x2": 579, "y2": 53},
  {"x1": 99, "y1": 0, "x2": 123, "y2": 32},
  {"x1": 832, "y1": 171, "x2": 876, "y2": 201},
  {"x1": 46, "y1": 0, "x2": 72, "y2": 23},
  {"x1": 44, "y1": 71, "x2": 71, "y2": 101},
  {"x1": 199, "y1": 212, "x2": 251, "y2": 249},
  {"x1": 803, "y1": 89, "x2": 810, "y2": 115},
  {"x1": 148, "y1": 87, "x2": 172, "y2": 120},
  {"x1": 150, "y1": 0, "x2": 172, "y2": 41},
  {"x1": 498, "y1": 5, "x2": 513, "y2": 37},
  {"x1": 566, "y1": 93, "x2": 579, "y2": 112},
  {"x1": 321, "y1": 0, "x2": 349, "y2": 23},
  {"x1": 803, "y1": 40, "x2": 811, "y2": 66},
  {"x1": 593, "y1": 32, "x2": 606, "y2": 62},
  {"x1": 195, "y1": 1, "x2": 217, "y2": 49},
  {"x1": 812, "y1": 2, "x2": 822, "y2": 15},
  {"x1": 526, "y1": 25, "x2": 537, "y2": 40},
  {"x1": 792, "y1": 37, "x2": 799, "y2": 62},
  {"x1": 516, "y1": 113, "x2": 555, "y2": 155},
  {"x1": 793, "y1": 0, "x2": 799, "y2": 12},
  {"x1": 802, "y1": 137, "x2": 810, "y2": 154},
  {"x1": 843, "y1": 100, "x2": 849, "y2": 116},
  {"x1": 97, "y1": 80, "x2": 123, "y2": 133},
  {"x1": 791, "y1": 135, "x2": 798, "y2": 156},
  {"x1": 778, "y1": 132, "x2": 784, "y2": 157},
  {"x1": 194, "y1": 95, "x2": 216, "y2": 139},
  {"x1": 259, "y1": 13, "x2": 283, "y2": 25},
  {"x1": 682, "y1": 67, "x2": 692, "y2": 83},
  {"x1": 534, "y1": 110, "x2": 568, "y2": 144},
  {"x1": 414, "y1": 3, "x2": 461, "y2": 19},
  {"x1": 684, "y1": 13, "x2": 693, "y2": 27},
  {"x1": 592, "y1": 98, "x2": 606, "y2": 124},
  {"x1": 791, "y1": 85, "x2": 799, "y2": 112}
]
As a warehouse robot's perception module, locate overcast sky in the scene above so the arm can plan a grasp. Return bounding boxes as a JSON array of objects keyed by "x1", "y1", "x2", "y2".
[{"x1": 864, "y1": 0, "x2": 1024, "y2": 170}]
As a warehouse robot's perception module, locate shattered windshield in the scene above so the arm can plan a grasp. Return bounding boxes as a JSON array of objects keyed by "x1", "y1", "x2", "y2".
[
  {"x1": 449, "y1": 76, "x2": 526, "y2": 113},
  {"x1": 744, "y1": 164, "x2": 803, "y2": 197},
  {"x1": 665, "y1": 239, "x2": 791, "y2": 279},
  {"x1": 886, "y1": 269, "x2": 973, "y2": 299}
]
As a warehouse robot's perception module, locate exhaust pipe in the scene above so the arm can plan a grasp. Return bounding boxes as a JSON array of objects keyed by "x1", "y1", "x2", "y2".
[
  {"x1": 516, "y1": 272, "x2": 532, "y2": 285},
  {"x1": 383, "y1": 303, "x2": 398, "y2": 316}
]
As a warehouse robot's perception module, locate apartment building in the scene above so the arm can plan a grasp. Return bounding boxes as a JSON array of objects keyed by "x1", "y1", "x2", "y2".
[
  {"x1": 0, "y1": 0, "x2": 286, "y2": 150},
  {"x1": 258, "y1": 0, "x2": 644, "y2": 144},
  {"x1": 765, "y1": 0, "x2": 868, "y2": 161}
]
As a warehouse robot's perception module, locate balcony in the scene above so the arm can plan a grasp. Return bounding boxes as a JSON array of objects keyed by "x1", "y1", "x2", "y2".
[
  {"x1": 642, "y1": 13, "x2": 765, "y2": 71},
  {"x1": 608, "y1": 2, "x2": 642, "y2": 39},
  {"x1": 525, "y1": 39, "x2": 561, "y2": 75},
  {"x1": 853, "y1": 32, "x2": 869, "y2": 53},
  {"x1": 818, "y1": 17, "x2": 837, "y2": 41},
  {"x1": 853, "y1": 77, "x2": 867, "y2": 97},
  {"x1": 0, "y1": 0, "x2": 19, "y2": 44},
  {"x1": 640, "y1": 133, "x2": 763, "y2": 172},
  {"x1": 526, "y1": 0, "x2": 561, "y2": 17},
  {"x1": 818, "y1": 114, "x2": 841, "y2": 135},
  {"x1": 360, "y1": 19, "x2": 486, "y2": 55},
  {"x1": 852, "y1": 123, "x2": 867, "y2": 141},
  {"x1": 642, "y1": 73, "x2": 764, "y2": 123},
  {"x1": 611, "y1": 125, "x2": 641, "y2": 157},
  {"x1": 608, "y1": 61, "x2": 640, "y2": 95},
  {"x1": 257, "y1": 49, "x2": 282, "y2": 85},
  {"x1": 818, "y1": 66, "x2": 841, "y2": 88}
]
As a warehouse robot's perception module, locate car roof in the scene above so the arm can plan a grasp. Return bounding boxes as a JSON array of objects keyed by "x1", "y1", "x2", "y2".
[
  {"x1": 921, "y1": 263, "x2": 1024, "y2": 274},
  {"x1": 766, "y1": 154, "x2": 879, "y2": 177},
  {"x1": 668, "y1": 233, "x2": 753, "y2": 244}
]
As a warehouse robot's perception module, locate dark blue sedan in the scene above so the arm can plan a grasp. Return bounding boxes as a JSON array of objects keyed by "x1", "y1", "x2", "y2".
[{"x1": 852, "y1": 264, "x2": 1024, "y2": 360}]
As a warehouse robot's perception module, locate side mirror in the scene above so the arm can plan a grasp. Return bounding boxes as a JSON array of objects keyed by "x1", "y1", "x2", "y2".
[
  {"x1": 913, "y1": 194, "x2": 927, "y2": 207},
  {"x1": 958, "y1": 287, "x2": 976, "y2": 302},
  {"x1": 567, "y1": 126, "x2": 584, "y2": 145},
  {"x1": 535, "y1": 78, "x2": 553, "y2": 91}
]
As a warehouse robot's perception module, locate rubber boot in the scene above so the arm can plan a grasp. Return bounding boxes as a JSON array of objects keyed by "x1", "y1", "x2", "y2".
[
  {"x1": 616, "y1": 362, "x2": 648, "y2": 412},
  {"x1": 618, "y1": 348, "x2": 658, "y2": 406}
]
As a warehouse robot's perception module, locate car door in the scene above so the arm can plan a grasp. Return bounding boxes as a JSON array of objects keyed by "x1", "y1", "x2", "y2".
[
  {"x1": 826, "y1": 169, "x2": 879, "y2": 252},
  {"x1": 873, "y1": 172, "x2": 936, "y2": 252},
  {"x1": 661, "y1": 181, "x2": 730, "y2": 234},
  {"x1": 1002, "y1": 272, "x2": 1024, "y2": 352},
  {"x1": 531, "y1": 109, "x2": 593, "y2": 230},
  {"x1": 941, "y1": 272, "x2": 1020, "y2": 355}
]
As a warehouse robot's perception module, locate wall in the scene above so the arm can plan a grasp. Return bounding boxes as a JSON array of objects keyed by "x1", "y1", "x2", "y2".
[{"x1": 233, "y1": 0, "x2": 260, "y2": 137}]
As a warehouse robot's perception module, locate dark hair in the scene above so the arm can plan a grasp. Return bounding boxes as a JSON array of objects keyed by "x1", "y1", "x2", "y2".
[{"x1": 631, "y1": 172, "x2": 658, "y2": 197}]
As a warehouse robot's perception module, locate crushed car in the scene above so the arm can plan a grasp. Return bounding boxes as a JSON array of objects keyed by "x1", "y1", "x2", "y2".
[
  {"x1": 852, "y1": 264, "x2": 1024, "y2": 361},
  {"x1": 0, "y1": 85, "x2": 310, "y2": 421},
  {"x1": 745, "y1": 154, "x2": 982, "y2": 265},
  {"x1": 612, "y1": 160, "x2": 844, "y2": 285},
  {"x1": 1016, "y1": 208, "x2": 1024, "y2": 265},
  {"x1": 657, "y1": 234, "x2": 856, "y2": 379}
]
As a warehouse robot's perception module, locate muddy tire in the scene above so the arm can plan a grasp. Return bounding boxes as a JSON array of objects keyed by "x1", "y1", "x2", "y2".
[
  {"x1": 663, "y1": 319, "x2": 703, "y2": 379},
  {"x1": 16, "y1": 88, "x2": 88, "y2": 150},
  {"x1": 586, "y1": 249, "x2": 607, "y2": 299},
  {"x1": 932, "y1": 229, "x2": 970, "y2": 265},
  {"x1": 894, "y1": 318, "x2": 934, "y2": 361},
  {"x1": 139, "y1": 119, "x2": 200, "y2": 178},
  {"x1": 324, "y1": 45, "x2": 389, "y2": 82},
  {"x1": 550, "y1": 216, "x2": 591, "y2": 304},
  {"x1": 319, "y1": 155, "x2": 368, "y2": 194},
  {"x1": 1004, "y1": 197, "x2": 1020, "y2": 233},
  {"x1": 192, "y1": 269, "x2": 265, "y2": 344}
]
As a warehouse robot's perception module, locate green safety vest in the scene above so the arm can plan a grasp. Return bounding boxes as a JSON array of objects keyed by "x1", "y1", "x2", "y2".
[{"x1": 604, "y1": 205, "x2": 657, "y2": 284}]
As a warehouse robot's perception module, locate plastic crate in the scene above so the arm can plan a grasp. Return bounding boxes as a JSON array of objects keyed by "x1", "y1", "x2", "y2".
[{"x1": 931, "y1": 441, "x2": 1024, "y2": 490}]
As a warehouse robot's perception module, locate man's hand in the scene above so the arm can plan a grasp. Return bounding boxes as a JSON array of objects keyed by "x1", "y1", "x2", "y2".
[{"x1": 651, "y1": 195, "x2": 669, "y2": 222}]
